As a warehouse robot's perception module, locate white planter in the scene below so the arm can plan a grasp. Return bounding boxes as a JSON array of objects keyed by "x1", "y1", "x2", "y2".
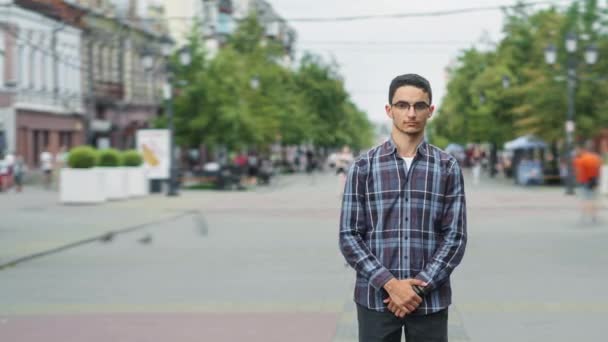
[
  {"x1": 601, "y1": 165, "x2": 608, "y2": 195},
  {"x1": 60, "y1": 168, "x2": 106, "y2": 204},
  {"x1": 126, "y1": 167, "x2": 149, "y2": 197},
  {"x1": 101, "y1": 167, "x2": 129, "y2": 200}
]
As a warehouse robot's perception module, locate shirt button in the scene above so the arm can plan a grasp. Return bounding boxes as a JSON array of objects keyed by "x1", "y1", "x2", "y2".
[
  {"x1": 406, "y1": 198, "x2": 409, "y2": 202},
  {"x1": 405, "y1": 217, "x2": 409, "y2": 221}
]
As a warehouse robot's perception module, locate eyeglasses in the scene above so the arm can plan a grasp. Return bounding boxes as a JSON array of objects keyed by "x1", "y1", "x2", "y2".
[{"x1": 391, "y1": 101, "x2": 430, "y2": 113}]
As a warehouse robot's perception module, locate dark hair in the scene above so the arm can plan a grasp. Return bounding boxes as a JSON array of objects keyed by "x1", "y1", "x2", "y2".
[{"x1": 388, "y1": 74, "x2": 432, "y2": 104}]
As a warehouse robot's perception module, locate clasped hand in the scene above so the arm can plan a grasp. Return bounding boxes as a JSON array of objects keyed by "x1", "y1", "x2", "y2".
[{"x1": 383, "y1": 278, "x2": 427, "y2": 318}]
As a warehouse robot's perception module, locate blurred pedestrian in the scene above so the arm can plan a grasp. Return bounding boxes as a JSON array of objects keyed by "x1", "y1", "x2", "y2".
[
  {"x1": 339, "y1": 74, "x2": 467, "y2": 342},
  {"x1": 573, "y1": 144, "x2": 602, "y2": 223},
  {"x1": 336, "y1": 146, "x2": 353, "y2": 191},
  {"x1": 13, "y1": 155, "x2": 25, "y2": 193},
  {"x1": 298, "y1": 149, "x2": 307, "y2": 172},
  {"x1": 471, "y1": 145, "x2": 482, "y2": 185},
  {"x1": 232, "y1": 151, "x2": 248, "y2": 188},
  {"x1": 247, "y1": 150, "x2": 259, "y2": 186},
  {"x1": 305, "y1": 149, "x2": 315, "y2": 173},
  {"x1": 0, "y1": 153, "x2": 7, "y2": 192},
  {"x1": 258, "y1": 156, "x2": 274, "y2": 185},
  {"x1": 55, "y1": 145, "x2": 68, "y2": 190},
  {"x1": 4, "y1": 151, "x2": 14, "y2": 189},
  {"x1": 40, "y1": 146, "x2": 53, "y2": 189}
]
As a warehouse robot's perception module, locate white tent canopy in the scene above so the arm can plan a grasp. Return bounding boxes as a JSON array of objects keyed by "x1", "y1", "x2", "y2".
[
  {"x1": 445, "y1": 143, "x2": 464, "y2": 153},
  {"x1": 504, "y1": 135, "x2": 548, "y2": 150}
]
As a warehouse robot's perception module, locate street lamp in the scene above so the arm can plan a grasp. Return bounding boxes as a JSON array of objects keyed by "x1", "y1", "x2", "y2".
[
  {"x1": 142, "y1": 39, "x2": 191, "y2": 197},
  {"x1": 585, "y1": 44, "x2": 599, "y2": 65},
  {"x1": 179, "y1": 47, "x2": 192, "y2": 66},
  {"x1": 544, "y1": 31, "x2": 599, "y2": 195},
  {"x1": 250, "y1": 76, "x2": 260, "y2": 90},
  {"x1": 502, "y1": 75, "x2": 511, "y2": 89},
  {"x1": 476, "y1": 75, "x2": 513, "y2": 178}
]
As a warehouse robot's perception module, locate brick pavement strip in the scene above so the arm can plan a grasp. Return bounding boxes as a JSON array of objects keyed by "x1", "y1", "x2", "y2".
[{"x1": 0, "y1": 313, "x2": 340, "y2": 342}]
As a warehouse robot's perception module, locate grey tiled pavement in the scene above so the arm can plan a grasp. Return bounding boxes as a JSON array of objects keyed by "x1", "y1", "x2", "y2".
[{"x1": 0, "y1": 170, "x2": 606, "y2": 341}]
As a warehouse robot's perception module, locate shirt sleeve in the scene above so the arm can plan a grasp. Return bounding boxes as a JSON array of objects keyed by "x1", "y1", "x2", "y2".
[
  {"x1": 415, "y1": 160, "x2": 467, "y2": 291},
  {"x1": 339, "y1": 162, "x2": 394, "y2": 290}
]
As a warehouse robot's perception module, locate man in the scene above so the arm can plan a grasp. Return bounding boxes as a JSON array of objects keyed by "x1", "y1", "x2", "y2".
[
  {"x1": 13, "y1": 155, "x2": 25, "y2": 193},
  {"x1": 39, "y1": 147, "x2": 53, "y2": 189},
  {"x1": 336, "y1": 145, "x2": 354, "y2": 197},
  {"x1": 573, "y1": 144, "x2": 602, "y2": 223},
  {"x1": 339, "y1": 74, "x2": 467, "y2": 342},
  {"x1": 1, "y1": 151, "x2": 15, "y2": 191}
]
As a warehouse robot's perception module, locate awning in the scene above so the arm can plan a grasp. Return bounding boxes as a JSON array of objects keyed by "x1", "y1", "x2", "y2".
[{"x1": 504, "y1": 135, "x2": 547, "y2": 150}]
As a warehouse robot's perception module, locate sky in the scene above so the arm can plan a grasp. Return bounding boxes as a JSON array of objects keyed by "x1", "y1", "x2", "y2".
[{"x1": 267, "y1": 0, "x2": 570, "y2": 124}]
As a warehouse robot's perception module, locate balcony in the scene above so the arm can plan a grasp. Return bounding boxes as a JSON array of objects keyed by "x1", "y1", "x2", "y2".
[{"x1": 94, "y1": 81, "x2": 124, "y2": 103}]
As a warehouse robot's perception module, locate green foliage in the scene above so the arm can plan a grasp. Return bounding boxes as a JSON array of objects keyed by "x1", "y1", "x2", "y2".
[
  {"x1": 435, "y1": 0, "x2": 608, "y2": 146},
  {"x1": 97, "y1": 149, "x2": 121, "y2": 167},
  {"x1": 67, "y1": 146, "x2": 97, "y2": 169},
  {"x1": 169, "y1": 14, "x2": 374, "y2": 152},
  {"x1": 122, "y1": 150, "x2": 143, "y2": 167}
]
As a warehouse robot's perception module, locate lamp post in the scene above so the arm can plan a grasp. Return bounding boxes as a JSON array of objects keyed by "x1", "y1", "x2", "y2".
[
  {"x1": 544, "y1": 32, "x2": 599, "y2": 195},
  {"x1": 502, "y1": 75, "x2": 511, "y2": 89},
  {"x1": 142, "y1": 39, "x2": 191, "y2": 197}
]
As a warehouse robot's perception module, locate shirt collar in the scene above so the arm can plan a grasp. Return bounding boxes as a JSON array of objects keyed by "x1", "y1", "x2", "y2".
[{"x1": 383, "y1": 136, "x2": 429, "y2": 158}]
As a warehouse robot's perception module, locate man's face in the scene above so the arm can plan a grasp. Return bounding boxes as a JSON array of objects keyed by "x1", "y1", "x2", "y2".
[{"x1": 385, "y1": 85, "x2": 434, "y2": 136}]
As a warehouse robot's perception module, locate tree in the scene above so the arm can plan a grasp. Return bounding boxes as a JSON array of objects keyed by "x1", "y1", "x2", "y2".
[
  {"x1": 434, "y1": 0, "x2": 608, "y2": 147},
  {"x1": 166, "y1": 15, "x2": 374, "y2": 154}
]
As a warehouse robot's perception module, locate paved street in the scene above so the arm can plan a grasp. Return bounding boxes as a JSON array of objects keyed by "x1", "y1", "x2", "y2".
[{"x1": 0, "y1": 171, "x2": 606, "y2": 341}]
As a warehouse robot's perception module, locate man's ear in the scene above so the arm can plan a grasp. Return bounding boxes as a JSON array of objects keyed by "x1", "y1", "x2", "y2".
[{"x1": 385, "y1": 104, "x2": 393, "y2": 119}]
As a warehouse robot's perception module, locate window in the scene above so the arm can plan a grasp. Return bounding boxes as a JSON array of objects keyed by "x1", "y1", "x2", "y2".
[
  {"x1": 65, "y1": 56, "x2": 71, "y2": 94},
  {"x1": 42, "y1": 130, "x2": 49, "y2": 148},
  {"x1": 218, "y1": 0, "x2": 233, "y2": 14},
  {"x1": 59, "y1": 131, "x2": 72, "y2": 148},
  {"x1": 29, "y1": 46, "x2": 35, "y2": 88},
  {"x1": 33, "y1": 130, "x2": 40, "y2": 166},
  {"x1": 61, "y1": 55, "x2": 68, "y2": 94},
  {"x1": 101, "y1": 45, "x2": 108, "y2": 81},
  {"x1": 46, "y1": 48, "x2": 53, "y2": 92},
  {"x1": 0, "y1": 33, "x2": 5, "y2": 87},
  {"x1": 19, "y1": 44, "x2": 26, "y2": 89},
  {"x1": 96, "y1": 44, "x2": 102, "y2": 81},
  {"x1": 40, "y1": 43, "x2": 46, "y2": 90}
]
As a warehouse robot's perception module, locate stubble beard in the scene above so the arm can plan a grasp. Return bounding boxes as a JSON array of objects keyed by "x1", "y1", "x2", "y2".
[{"x1": 393, "y1": 120, "x2": 423, "y2": 138}]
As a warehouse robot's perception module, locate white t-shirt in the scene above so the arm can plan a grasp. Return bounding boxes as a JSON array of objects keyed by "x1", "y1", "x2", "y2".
[
  {"x1": 40, "y1": 152, "x2": 53, "y2": 171},
  {"x1": 402, "y1": 157, "x2": 414, "y2": 172}
]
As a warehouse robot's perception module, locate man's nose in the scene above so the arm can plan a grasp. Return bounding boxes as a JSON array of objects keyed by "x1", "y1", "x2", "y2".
[{"x1": 406, "y1": 107, "x2": 417, "y2": 117}]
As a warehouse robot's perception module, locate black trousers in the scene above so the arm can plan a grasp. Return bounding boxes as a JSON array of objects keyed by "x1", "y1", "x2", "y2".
[{"x1": 356, "y1": 304, "x2": 448, "y2": 342}]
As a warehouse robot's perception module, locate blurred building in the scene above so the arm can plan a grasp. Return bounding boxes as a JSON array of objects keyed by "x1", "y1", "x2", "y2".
[
  {"x1": 162, "y1": 0, "x2": 201, "y2": 47},
  {"x1": 0, "y1": 0, "x2": 86, "y2": 167},
  {"x1": 162, "y1": 0, "x2": 296, "y2": 65},
  {"x1": 0, "y1": 0, "x2": 173, "y2": 167},
  {"x1": 70, "y1": 0, "x2": 172, "y2": 151},
  {"x1": 237, "y1": 0, "x2": 296, "y2": 66}
]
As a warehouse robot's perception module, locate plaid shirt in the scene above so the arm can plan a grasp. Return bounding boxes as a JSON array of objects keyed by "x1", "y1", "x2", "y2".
[{"x1": 339, "y1": 138, "x2": 467, "y2": 315}]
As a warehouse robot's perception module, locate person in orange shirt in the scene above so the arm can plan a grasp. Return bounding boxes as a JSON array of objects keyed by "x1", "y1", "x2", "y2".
[{"x1": 573, "y1": 145, "x2": 602, "y2": 223}]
